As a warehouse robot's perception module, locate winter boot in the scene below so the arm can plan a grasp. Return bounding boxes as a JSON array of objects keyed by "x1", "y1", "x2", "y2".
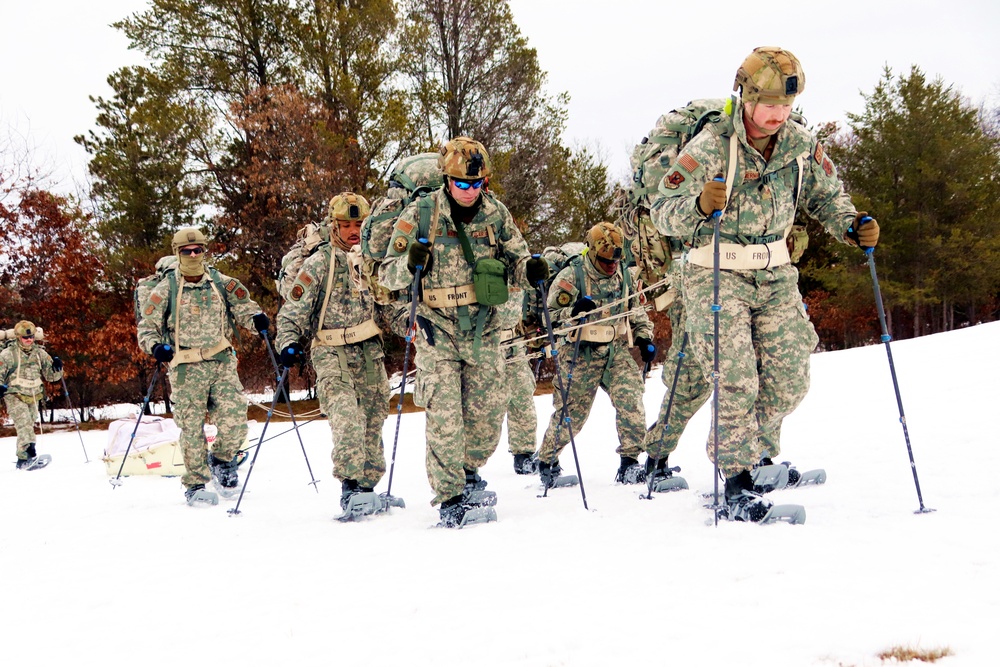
[
  {"x1": 464, "y1": 468, "x2": 488, "y2": 491},
  {"x1": 15, "y1": 457, "x2": 29, "y2": 470},
  {"x1": 438, "y1": 496, "x2": 468, "y2": 528},
  {"x1": 340, "y1": 479, "x2": 360, "y2": 510},
  {"x1": 184, "y1": 484, "x2": 218, "y2": 506},
  {"x1": 645, "y1": 455, "x2": 689, "y2": 492},
  {"x1": 26, "y1": 443, "x2": 37, "y2": 459},
  {"x1": 209, "y1": 453, "x2": 239, "y2": 491},
  {"x1": 723, "y1": 470, "x2": 773, "y2": 523},
  {"x1": 463, "y1": 469, "x2": 497, "y2": 507},
  {"x1": 615, "y1": 456, "x2": 646, "y2": 484},
  {"x1": 513, "y1": 453, "x2": 538, "y2": 475},
  {"x1": 538, "y1": 460, "x2": 579, "y2": 489}
]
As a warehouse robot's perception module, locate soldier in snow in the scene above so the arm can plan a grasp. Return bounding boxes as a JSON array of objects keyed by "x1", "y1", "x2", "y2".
[
  {"x1": 497, "y1": 287, "x2": 539, "y2": 475},
  {"x1": 0, "y1": 321, "x2": 62, "y2": 469}
]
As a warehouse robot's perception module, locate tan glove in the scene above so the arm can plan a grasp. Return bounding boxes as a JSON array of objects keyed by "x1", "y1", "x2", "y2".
[
  {"x1": 697, "y1": 179, "x2": 727, "y2": 216},
  {"x1": 847, "y1": 212, "x2": 880, "y2": 248}
]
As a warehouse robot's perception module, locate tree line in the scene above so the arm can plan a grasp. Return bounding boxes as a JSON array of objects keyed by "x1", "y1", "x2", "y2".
[{"x1": 2, "y1": 0, "x2": 999, "y2": 418}]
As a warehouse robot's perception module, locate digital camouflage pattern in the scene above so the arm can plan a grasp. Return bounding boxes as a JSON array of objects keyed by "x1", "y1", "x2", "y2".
[
  {"x1": 497, "y1": 288, "x2": 537, "y2": 457},
  {"x1": 276, "y1": 244, "x2": 389, "y2": 489},
  {"x1": 136, "y1": 268, "x2": 262, "y2": 489},
  {"x1": 0, "y1": 341, "x2": 62, "y2": 457},
  {"x1": 649, "y1": 104, "x2": 857, "y2": 476},
  {"x1": 379, "y1": 186, "x2": 533, "y2": 505},
  {"x1": 537, "y1": 254, "x2": 653, "y2": 465}
]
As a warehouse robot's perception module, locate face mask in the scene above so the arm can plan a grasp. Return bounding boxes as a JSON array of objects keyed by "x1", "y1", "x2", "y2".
[{"x1": 178, "y1": 252, "x2": 206, "y2": 277}]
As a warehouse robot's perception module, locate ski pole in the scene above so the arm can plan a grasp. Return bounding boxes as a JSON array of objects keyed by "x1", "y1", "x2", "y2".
[
  {"x1": 60, "y1": 375, "x2": 89, "y2": 463},
  {"x1": 857, "y1": 223, "x2": 934, "y2": 514},
  {"x1": 642, "y1": 332, "x2": 687, "y2": 501},
  {"x1": 709, "y1": 176, "x2": 725, "y2": 527},
  {"x1": 110, "y1": 364, "x2": 161, "y2": 488},
  {"x1": 385, "y1": 253, "x2": 425, "y2": 500},
  {"x1": 229, "y1": 366, "x2": 289, "y2": 516},
  {"x1": 535, "y1": 273, "x2": 588, "y2": 509},
  {"x1": 260, "y1": 331, "x2": 319, "y2": 491}
]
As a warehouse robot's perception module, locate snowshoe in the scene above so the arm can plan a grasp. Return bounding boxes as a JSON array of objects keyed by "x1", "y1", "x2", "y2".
[
  {"x1": 615, "y1": 456, "x2": 646, "y2": 485},
  {"x1": 714, "y1": 470, "x2": 805, "y2": 525},
  {"x1": 209, "y1": 453, "x2": 240, "y2": 498},
  {"x1": 185, "y1": 484, "x2": 219, "y2": 506},
  {"x1": 538, "y1": 460, "x2": 578, "y2": 489},
  {"x1": 752, "y1": 459, "x2": 826, "y2": 493},
  {"x1": 463, "y1": 470, "x2": 497, "y2": 506},
  {"x1": 337, "y1": 492, "x2": 385, "y2": 521},
  {"x1": 646, "y1": 457, "x2": 688, "y2": 493},
  {"x1": 464, "y1": 468, "x2": 488, "y2": 491},
  {"x1": 437, "y1": 496, "x2": 497, "y2": 529},
  {"x1": 16, "y1": 454, "x2": 51, "y2": 471},
  {"x1": 513, "y1": 453, "x2": 539, "y2": 475}
]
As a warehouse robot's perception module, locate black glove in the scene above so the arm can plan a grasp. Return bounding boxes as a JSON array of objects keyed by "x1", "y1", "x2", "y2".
[
  {"x1": 0, "y1": 384, "x2": 6, "y2": 400},
  {"x1": 151, "y1": 343, "x2": 174, "y2": 363},
  {"x1": 526, "y1": 255, "x2": 549, "y2": 286},
  {"x1": 252, "y1": 312, "x2": 270, "y2": 333},
  {"x1": 279, "y1": 345, "x2": 300, "y2": 369},
  {"x1": 51, "y1": 356, "x2": 63, "y2": 372},
  {"x1": 635, "y1": 337, "x2": 656, "y2": 363},
  {"x1": 571, "y1": 296, "x2": 598, "y2": 317},
  {"x1": 407, "y1": 238, "x2": 433, "y2": 274}
]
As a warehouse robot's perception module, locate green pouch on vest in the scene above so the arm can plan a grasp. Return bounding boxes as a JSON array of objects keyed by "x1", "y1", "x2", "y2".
[{"x1": 472, "y1": 258, "x2": 508, "y2": 306}]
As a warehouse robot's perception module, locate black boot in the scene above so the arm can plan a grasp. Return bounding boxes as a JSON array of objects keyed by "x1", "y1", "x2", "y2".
[
  {"x1": 724, "y1": 470, "x2": 772, "y2": 522},
  {"x1": 645, "y1": 455, "x2": 671, "y2": 482},
  {"x1": 16, "y1": 457, "x2": 29, "y2": 470},
  {"x1": 464, "y1": 468, "x2": 487, "y2": 492},
  {"x1": 26, "y1": 443, "x2": 37, "y2": 459},
  {"x1": 438, "y1": 495, "x2": 467, "y2": 528},
  {"x1": 184, "y1": 484, "x2": 206, "y2": 503},
  {"x1": 340, "y1": 479, "x2": 360, "y2": 510},
  {"x1": 539, "y1": 460, "x2": 563, "y2": 489},
  {"x1": 615, "y1": 456, "x2": 646, "y2": 484},
  {"x1": 209, "y1": 453, "x2": 238, "y2": 489},
  {"x1": 513, "y1": 453, "x2": 538, "y2": 475}
]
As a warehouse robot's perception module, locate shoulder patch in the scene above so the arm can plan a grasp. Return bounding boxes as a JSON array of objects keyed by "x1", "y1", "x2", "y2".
[
  {"x1": 557, "y1": 279, "x2": 575, "y2": 293},
  {"x1": 556, "y1": 292, "x2": 572, "y2": 307},
  {"x1": 225, "y1": 279, "x2": 238, "y2": 293},
  {"x1": 822, "y1": 157, "x2": 833, "y2": 176},
  {"x1": 395, "y1": 220, "x2": 415, "y2": 235},
  {"x1": 299, "y1": 273, "x2": 313, "y2": 286},
  {"x1": 150, "y1": 294, "x2": 163, "y2": 305},
  {"x1": 393, "y1": 236, "x2": 409, "y2": 253},
  {"x1": 677, "y1": 154, "x2": 699, "y2": 173},
  {"x1": 743, "y1": 170, "x2": 760, "y2": 182},
  {"x1": 663, "y1": 171, "x2": 685, "y2": 189},
  {"x1": 144, "y1": 305, "x2": 154, "y2": 316},
  {"x1": 814, "y1": 143, "x2": 825, "y2": 164},
  {"x1": 235, "y1": 287, "x2": 247, "y2": 300},
  {"x1": 290, "y1": 285, "x2": 304, "y2": 301}
]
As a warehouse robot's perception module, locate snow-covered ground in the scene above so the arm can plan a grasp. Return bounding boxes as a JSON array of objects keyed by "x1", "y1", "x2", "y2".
[{"x1": 3, "y1": 322, "x2": 996, "y2": 666}]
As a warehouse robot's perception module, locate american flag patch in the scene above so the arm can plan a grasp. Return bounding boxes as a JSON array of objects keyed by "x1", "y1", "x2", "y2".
[
  {"x1": 150, "y1": 294, "x2": 163, "y2": 305},
  {"x1": 395, "y1": 220, "x2": 414, "y2": 235},
  {"x1": 814, "y1": 143, "x2": 825, "y2": 164},
  {"x1": 557, "y1": 279, "x2": 575, "y2": 293},
  {"x1": 678, "y1": 154, "x2": 699, "y2": 173},
  {"x1": 300, "y1": 274, "x2": 313, "y2": 286}
]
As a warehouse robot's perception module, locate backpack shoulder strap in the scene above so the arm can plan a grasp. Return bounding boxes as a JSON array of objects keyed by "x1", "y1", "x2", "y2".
[{"x1": 209, "y1": 267, "x2": 242, "y2": 344}]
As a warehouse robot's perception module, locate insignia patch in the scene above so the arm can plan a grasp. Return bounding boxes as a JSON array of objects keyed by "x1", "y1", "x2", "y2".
[
  {"x1": 744, "y1": 170, "x2": 760, "y2": 182},
  {"x1": 150, "y1": 294, "x2": 163, "y2": 305},
  {"x1": 393, "y1": 236, "x2": 409, "y2": 253},
  {"x1": 556, "y1": 292, "x2": 572, "y2": 307},
  {"x1": 822, "y1": 157, "x2": 833, "y2": 176},
  {"x1": 677, "y1": 154, "x2": 699, "y2": 173},
  {"x1": 225, "y1": 279, "x2": 237, "y2": 293},
  {"x1": 663, "y1": 171, "x2": 685, "y2": 189},
  {"x1": 557, "y1": 279, "x2": 575, "y2": 293},
  {"x1": 290, "y1": 285, "x2": 304, "y2": 301},
  {"x1": 235, "y1": 287, "x2": 247, "y2": 300},
  {"x1": 300, "y1": 274, "x2": 313, "y2": 286},
  {"x1": 814, "y1": 143, "x2": 825, "y2": 164},
  {"x1": 395, "y1": 220, "x2": 414, "y2": 235},
  {"x1": 144, "y1": 306, "x2": 154, "y2": 316}
]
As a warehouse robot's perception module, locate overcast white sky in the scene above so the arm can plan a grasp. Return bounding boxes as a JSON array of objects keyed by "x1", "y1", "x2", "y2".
[{"x1": 3, "y1": 0, "x2": 998, "y2": 193}]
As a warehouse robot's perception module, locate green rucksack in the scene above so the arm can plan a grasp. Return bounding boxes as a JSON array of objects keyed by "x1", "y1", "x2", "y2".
[{"x1": 361, "y1": 152, "x2": 444, "y2": 262}]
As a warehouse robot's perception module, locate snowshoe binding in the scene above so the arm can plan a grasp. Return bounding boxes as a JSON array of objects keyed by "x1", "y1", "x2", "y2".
[
  {"x1": 16, "y1": 443, "x2": 50, "y2": 471},
  {"x1": 513, "y1": 452, "x2": 539, "y2": 475},
  {"x1": 645, "y1": 456, "x2": 689, "y2": 493},
  {"x1": 185, "y1": 484, "x2": 219, "y2": 506},
  {"x1": 336, "y1": 481, "x2": 406, "y2": 522},
  {"x1": 209, "y1": 453, "x2": 240, "y2": 499},
  {"x1": 752, "y1": 458, "x2": 826, "y2": 494},
  {"x1": 711, "y1": 470, "x2": 805, "y2": 525},
  {"x1": 538, "y1": 460, "x2": 578, "y2": 489},
  {"x1": 437, "y1": 495, "x2": 496, "y2": 529},
  {"x1": 615, "y1": 456, "x2": 647, "y2": 485},
  {"x1": 463, "y1": 469, "x2": 497, "y2": 507}
]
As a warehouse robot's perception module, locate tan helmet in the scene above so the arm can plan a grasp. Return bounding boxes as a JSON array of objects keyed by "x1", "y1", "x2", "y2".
[
  {"x1": 734, "y1": 46, "x2": 805, "y2": 105},
  {"x1": 13, "y1": 320, "x2": 36, "y2": 339},
  {"x1": 586, "y1": 222, "x2": 625, "y2": 272},
  {"x1": 171, "y1": 227, "x2": 209, "y2": 252},
  {"x1": 326, "y1": 192, "x2": 371, "y2": 223},
  {"x1": 438, "y1": 137, "x2": 492, "y2": 180}
]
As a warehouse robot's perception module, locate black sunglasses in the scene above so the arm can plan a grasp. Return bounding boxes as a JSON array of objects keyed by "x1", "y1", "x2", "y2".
[{"x1": 179, "y1": 247, "x2": 205, "y2": 256}]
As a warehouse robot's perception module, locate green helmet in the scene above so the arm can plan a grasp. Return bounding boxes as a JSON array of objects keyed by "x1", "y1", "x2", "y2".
[
  {"x1": 325, "y1": 192, "x2": 371, "y2": 223},
  {"x1": 438, "y1": 137, "x2": 492, "y2": 181},
  {"x1": 734, "y1": 46, "x2": 805, "y2": 105},
  {"x1": 171, "y1": 227, "x2": 209, "y2": 252}
]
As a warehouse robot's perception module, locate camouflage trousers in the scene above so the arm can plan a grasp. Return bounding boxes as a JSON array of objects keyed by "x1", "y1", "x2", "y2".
[
  {"x1": 413, "y1": 328, "x2": 505, "y2": 506},
  {"x1": 643, "y1": 295, "x2": 711, "y2": 461},
  {"x1": 167, "y1": 353, "x2": 248, "y2": 489},
  {"x1": 680, "y1": 262, "x2": 818, "y2": 477},
  {"x1": 4, "y1": 394, "x2": 39, "y2": 457},
  {"x1": 503, "y1": 346, "x2": 538, "y2": 457},
  {"x1": 537, "y1": 340, "x2": 646, "y2": 465},
  {"x1": 312, "y1": 341, "x2": 389, "y2": 489}
]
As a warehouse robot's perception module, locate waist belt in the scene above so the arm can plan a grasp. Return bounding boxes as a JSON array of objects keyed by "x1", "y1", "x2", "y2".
[
  {"x1": 313, "y1": 319, "x2": 381, "y2": 347},
  {"x1": 500, "y1": 328, "x2": 517, "y2": 343},
  {"x1": 422, "y1": 283, "x2": 478, "y2": 308},
  {"x1": 169, "y1": 340, "x2": 232, "y2": 368},
  {"x1": 9, "y1": 376, "x2": 43, "y2": 397},
  {"x1": 567, "y1": 320, "x2": 627, "y2": 344},
  {"x1": 686, "y1": 235, "x2": 790, "y2": 271}
]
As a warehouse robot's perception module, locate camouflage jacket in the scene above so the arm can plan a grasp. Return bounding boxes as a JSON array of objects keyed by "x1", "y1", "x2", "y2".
[
  {"x1": 379, "y1": 188, "x2": 533, "y2": 337},
  {"x1": 136, "y1": 269, "x2": 261, "y2": 355},
  {"x1": 0, "y1": 344, "x2": 62, "y2": 401},
  {"x1": 649, "y1": 109, "x2": 857, "y2": 248},
  {"x1": 276, "y1": 244, "x2": 381, "y2": 352},
  {"x1": 548, "y1": 254, "x2": 653, "y2": 345}
]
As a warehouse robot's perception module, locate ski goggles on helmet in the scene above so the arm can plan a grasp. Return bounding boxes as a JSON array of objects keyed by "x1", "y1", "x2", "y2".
[{"x1": 452, "y1": 178, "x2": 485, "y2": 191}]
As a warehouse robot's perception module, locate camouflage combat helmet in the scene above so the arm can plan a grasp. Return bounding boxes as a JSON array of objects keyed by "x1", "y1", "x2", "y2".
[
  {"x1": 586, "y1": 222, "x2": 624, "y2": 274},
  {"x1": 171, "y1": 227, "x2": 209, "y2": 252},
  {"x1": 325, "y1": 192, "x2": 371, "y2": 223},
  {"x1": 13, "y1": 320, "x2": 36, "y2": 339},
  {"x1": 734, "y1": 46, "x2": 805, "y2": 105},
  {"x1": 438, "y1": 137, "x2": 492, "y2": 181}
]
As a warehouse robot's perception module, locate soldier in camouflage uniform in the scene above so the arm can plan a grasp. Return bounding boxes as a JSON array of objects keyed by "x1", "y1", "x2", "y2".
[
  {"x1": 276, "y1": 193, "x2": 392, "y2": 512},
  {"x1": 136, "y1": 227, "x2": 270, "y2": 504},
  {"x1": 536, "y1": 222, "x2": 656, "y2": 488},
  {"x1": 0, "y1": 321, "x2": 62, "y2": 468},
  {"x1": 379, "y1": 137, "x2": 549, "y2": 527},
  {"x1": 650, "y1": 46, "x2": 880, "y2": 520},
  {"x1": 497, "y1": 288, "x2": 539, "y2": 474}
]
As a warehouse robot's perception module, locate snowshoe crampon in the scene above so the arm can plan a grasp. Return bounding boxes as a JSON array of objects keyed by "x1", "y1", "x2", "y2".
[
  {"x1": 651, "y1": 474, "x2": 689, "y2": 493},
  {"x1": 792, "y1": 468, "x2": 826, "y2": 487},
  {"x1": 337, "y1": 492, "x2": 385, "y2": 522},
  {"x1": 18, "y1": 454, "x2": 52, "y2": 471},
  {"x1": 437, "y1": 504, "x2": 497, "y2": 529},
  {"x1": 760, "y1": 504, "x2": 807, "y2": 525}
]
